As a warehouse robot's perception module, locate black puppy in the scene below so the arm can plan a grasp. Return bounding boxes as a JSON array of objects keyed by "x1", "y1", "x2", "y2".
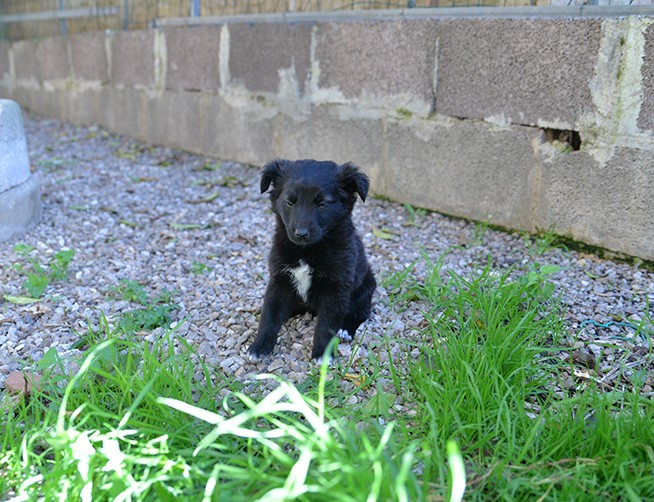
[{"x1": 248, "y1": 159, "x2": 376, "y2": 361}]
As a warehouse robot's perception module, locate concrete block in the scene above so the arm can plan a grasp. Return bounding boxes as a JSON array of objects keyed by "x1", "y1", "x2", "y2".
[
  {"x1": 436, "y1": 18, "x2": 602, "y2": 127},
  {"x1": 13, "y1": 40, "x2": 40, "y2": 81},
  {"x1": 315, "y1": 20, "x2": 437, "y2": 113},
  {"x1": 165, "y1": 26, "x2": 221, "y2": 91},
  {"x1": 383, "y1": 118, "x2": 537, "y2": 230},
  {"x1": 229, "y1": 22, "x2": 312, "y2": 94},
  {"x1": 36, "y1": 36, "x2": 70, "y2": 81},
  {"x1": 12, "y1": 86, "x2": 67, "y2": 120},
  {"x1": 285, "y1": 105, "x2": 384, "y2": 178},
  {"x1": 143, "y1": 90, "x2": 276, "y2": 164},
  {"x1": 111, "y1": 30, "x2": 155, "y2": 87},
  {"x1": 147, "y1": 90, "x2": 207, "y2": 152},
  {"x1": 100, "y1": 87, "x2": 149, "y2": 140},
  {"x1": 200, "y1": 94, "x2": 276, "y2": 164},
  {"x1": 638, "y1": 23, "x2": 654, "y2": 131},
  {"x1": 0, "y1": 43, "x2": 10, "y2": 79},
  {"x1": 63, "y1": 87, "x2": 103, "y2": 126},
  {"x1": 0, "y1": 100, "x2": 41, "y2": 241},
  {"x1": 269, "y1": 113, "x2": 312, "y2": 162},
  {"x1": 534, "y1": 148, "x2": 654, "y2": 261},
  {"x1": 70, "y1": 32, "x2": 108, "y2": 82}
]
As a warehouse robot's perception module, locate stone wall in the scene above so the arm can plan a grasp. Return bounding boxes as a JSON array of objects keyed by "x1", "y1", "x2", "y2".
[{"x1": 1, "y1": 13, "x2": 653, "y2": 259}]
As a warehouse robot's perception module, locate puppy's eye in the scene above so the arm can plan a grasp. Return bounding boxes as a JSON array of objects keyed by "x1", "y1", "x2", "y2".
[{"x1": 285, "y1": 199, "x2": 295, "y2": 207}]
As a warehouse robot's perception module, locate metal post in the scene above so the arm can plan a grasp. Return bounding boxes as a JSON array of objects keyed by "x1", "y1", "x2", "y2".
[
  {"x1": 190, "y1": 0, "x2": 201, "y2": 17},
  {"x1": 123, "y1": 0, "x2": 129, "y2": 30},
  {"x1": 59, "y1": 0, "x2": 67, "y2": 35}
]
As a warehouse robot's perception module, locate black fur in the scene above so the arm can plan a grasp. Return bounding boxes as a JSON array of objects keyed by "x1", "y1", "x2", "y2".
[{"x1": 248, "y1": 159, "x2": 376, "y2": 360}]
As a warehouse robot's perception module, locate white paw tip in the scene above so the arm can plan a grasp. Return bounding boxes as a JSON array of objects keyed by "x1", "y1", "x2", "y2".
[
  {"x1": 337, "y1": 329, "x2": 353, "y2": 342},
  {"x1": 314, "y1": 355, "x2": 333, "y2": 367}
]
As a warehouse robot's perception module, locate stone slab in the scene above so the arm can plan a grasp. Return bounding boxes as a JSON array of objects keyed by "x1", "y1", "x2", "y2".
[
  {"x1": 0, "y1": 43, "x2": 10, "y2": 80},
  {"x1": 12, "y1": 40, "x2": 40, "y2": 81},
  {"x1": 70, "y1": 31, "x2": 108, "y2": 82},
  {"x1": 228, "y1": 22, "x2": 312, "y2": 95},
  {"x1": 9, "y1": 86, "x2": 67, "y2": 121},
  {"x1": 36, "y1": 36, "x2": 70, "y2": 81},
  {"x1": 147, "y1": 90, "x2": 207, "y2": 152},
  {"x1": 436, "y1": 18, "x2": 602, "y2": 127},
  {"x1": 292, "y1": 105, "x2": 384, "y2": 180},
  {"x1": 383, "y1": 118, "x2": 537, "y2": 231},
  {"x1": 165, "y1": 26, "x2": 222, "y2": 92},
  {"x1": 638, "y1": 22, "x2": 654, "y2": 131},
  {"x1": 315, "y1": 19, "x2": 437, "y2": 114},
  {"x1": 100, "y1": 87, "x2": 149, "y2": 140},
  {"x1": 200, "y1": 94, "x2": 277, "y2": 164},
  {"x1": 111, "y1": 30, "x2": 155, "y2": 87},
  {"x1": 63, "y1": 87, "x2": 104, "y2": 126},
  {"x1": 534, "y1": 148, "x2": 654, "y2": 261}
]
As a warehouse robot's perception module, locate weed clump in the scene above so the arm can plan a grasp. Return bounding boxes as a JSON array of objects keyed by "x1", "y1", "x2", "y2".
[{"x1": 9, "y1": 244, "x2": 75, "y2": 299}]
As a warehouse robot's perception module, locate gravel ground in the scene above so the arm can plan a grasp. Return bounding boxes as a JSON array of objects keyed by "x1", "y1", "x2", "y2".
[{"x1": 1, "y1": 114, "x2": 653, "y2": 403}]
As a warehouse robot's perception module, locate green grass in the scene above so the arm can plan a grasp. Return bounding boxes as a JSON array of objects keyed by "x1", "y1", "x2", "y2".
[
  {"x1": 108, "y1": 279, "x2": 151, "y2": 305},
  {"x1": 0, "y1": 326, "x2": 422, "y2": 501},
  {"x1": 383, "y1": 256, "x2": 654, "y2": 499},
  {"x1": 1, "y1": 255, "x2": 652, "y2": 500},
  {"x1": 107, "y1": 279, "x2": 179, "y2": 334},
  {"x1": 402, "y1": 204, "x2": 427, "y2": 227},
  {"x1": 190, "y1": 261, "x2": 213, "y2": 275},
  {"x1": 7, "y1": 245, "x2": 75, "y2": 299}
]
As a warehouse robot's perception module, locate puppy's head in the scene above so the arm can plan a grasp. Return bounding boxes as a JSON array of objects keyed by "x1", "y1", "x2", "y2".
[{"x1": 261, "y1": 159, "x2": 369, "y2": 246}]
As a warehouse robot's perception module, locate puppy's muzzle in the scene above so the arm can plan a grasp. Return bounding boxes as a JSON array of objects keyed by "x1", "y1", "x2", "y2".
[{"x1": 294, "y1": 227, "x2": 310, "y2": 241}]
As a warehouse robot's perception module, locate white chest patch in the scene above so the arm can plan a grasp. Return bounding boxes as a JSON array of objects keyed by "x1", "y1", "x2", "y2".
[{"x1": 287, "y1": 259, "x2": 312, "y2": 303}]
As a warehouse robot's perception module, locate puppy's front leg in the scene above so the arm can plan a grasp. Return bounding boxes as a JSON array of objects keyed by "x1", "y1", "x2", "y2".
[
  {"x1": 249, "y1": 280, "x2": 296, "y2": 360},
  {"x1": 311, "y1": 298, "x2": 348, "y2": 360}
]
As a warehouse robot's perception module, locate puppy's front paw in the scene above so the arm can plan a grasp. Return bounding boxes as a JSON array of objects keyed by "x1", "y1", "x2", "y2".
[
  {"x1": 248, "y1": 344, "x2": 272, "y2": 362},
  {"x1": 337, "y1": 329, "x2": 353, "y2": 343},
  {"x1": 311, "y1": 342, "x2": 337, "y2": 363},
  {"x1": 313, "y1": 354, "x2": 334, "y2": 367}
]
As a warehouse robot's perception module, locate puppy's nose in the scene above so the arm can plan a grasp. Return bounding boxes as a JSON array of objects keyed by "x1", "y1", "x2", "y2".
[{"x1": 294, "y1": 228, "x2": 310, "y2": 240}]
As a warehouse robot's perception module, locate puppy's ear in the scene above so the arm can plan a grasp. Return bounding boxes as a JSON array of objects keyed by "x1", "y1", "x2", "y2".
[
  {"x1": 338, "y1": 162, "x2": 370, "y2": 202},
  {"x1": 260, "y1": 159, "x2": 285, "y2": 194}
]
